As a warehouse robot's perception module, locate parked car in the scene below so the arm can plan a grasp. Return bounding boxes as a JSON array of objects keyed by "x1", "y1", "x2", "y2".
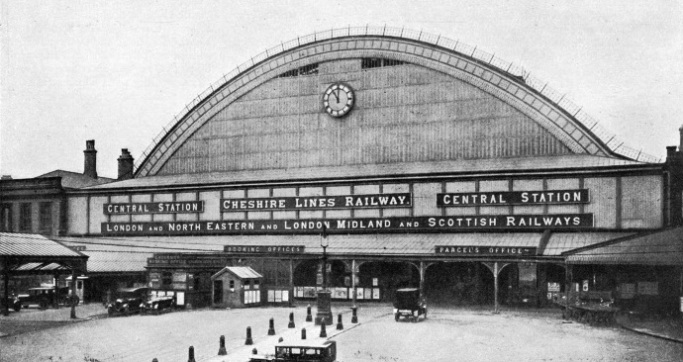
[
  {"x1": 142, "y1": 294, "x2": 175, "y2": 314},
  {"x1": 0, "y1": 294, "x2": 22, "y2": 312},
  {"x1": 107, "y1": 287, "x2": 149, "y2": 316},
  {"x1": 250, "y1": 340, "x2": 337, "y2": 362},
  {"x1": 393, "y1": 288, "x2": 427, "y2": 322},
  {"x1": 18, "y1": 286, "x2": 77, "y2": 309}
]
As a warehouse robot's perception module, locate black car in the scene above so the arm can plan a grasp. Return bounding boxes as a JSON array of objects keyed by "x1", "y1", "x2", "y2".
[
  {"x1": 393, "y1": 288, "x2": 427, "y2": 322},
  {"x1": 18, "y1": 286, "x2": 76, "y2": 309},
  {"x1": 107, "y1": 287, "x2": 149, "y2": 316},
  {"x1": 250, "y1": 340, "x2": 337, "y2": 362},
  {"x1": 142, "y1": 293, "x2": 176, "y2": 314}
]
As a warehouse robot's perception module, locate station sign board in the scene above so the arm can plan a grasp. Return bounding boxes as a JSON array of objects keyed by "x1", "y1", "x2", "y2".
[
  {"x1": 437, "y1": 189, "x2": 589, "y2": 207},
  {"x1": 147, "y1": 254, "x2": 228, "y2": 268},
  {"x1": 104, "y1": 201, "x2": 204, "y2": 214},
  {"x1": 103, "y1": 213, "x2": 593, "y2": 236},
  {"x1": 434, "y1": 246, "x2": 537, "y2": 256},
  {"x1": 223, "y1": 245, "x2": 305, "y2": 254},
  {"x1": 221, "y1": 193, "x2": 411, "y2": 211}
]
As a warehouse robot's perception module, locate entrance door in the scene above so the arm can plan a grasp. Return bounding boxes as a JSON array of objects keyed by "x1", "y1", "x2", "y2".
[{"x1": 213, "y1": 280, "x2": 223, "y2": 304}]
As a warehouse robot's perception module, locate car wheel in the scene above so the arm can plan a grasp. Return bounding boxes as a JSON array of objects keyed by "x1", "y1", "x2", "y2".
[
  {"x1": 107, "y1": 306, "x2": 114, "y2": 316},
  {"x1": 394, "y1": 313, "x2": 399, "y2": 322},
  {"x1": 38, "y1": 299, "x2": 49, "y2": 310},
  {"x1": 13, "y1": 302, "x2": 21, "y2": 312}
]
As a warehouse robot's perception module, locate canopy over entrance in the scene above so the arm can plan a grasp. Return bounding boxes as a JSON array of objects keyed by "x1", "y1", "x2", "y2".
[
  {"x1": 563, "y1": 227, "x2": 683, "y2": 265},
  {"x1": 1, "y1": 232, "x2": 88, "y2": 316},
  {"x1": 1, "y1": 233, "x2": 88, "y2": 274}
]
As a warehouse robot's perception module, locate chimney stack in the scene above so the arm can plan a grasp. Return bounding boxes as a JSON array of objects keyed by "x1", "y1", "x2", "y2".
[
  {"x1": 117, "y1": 148, "x2": 134, "y2": 180},
  {"x1": 83, "y1": 140, "x2": 98, "y2": 179}
]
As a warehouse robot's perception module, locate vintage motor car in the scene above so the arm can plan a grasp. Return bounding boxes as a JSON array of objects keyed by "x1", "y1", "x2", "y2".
[
  {"x1": 107, "y1": 287, "x2": 149, "y2": 316},
  {"x1": 250, "y1": 340, "x2": 337, "y2": 362},
  {"x1": 393, "y1": 288, "x2": 427, "y2": 322},
  {"x1": 19, "y1": 286, "x2": 77, "y2": 309},
  {"x1": 141, "y1": 293, "x2": 175, "y2": 314},
  {"x1": 0, "y1": 293, "x2": 23, "y2": 312}
]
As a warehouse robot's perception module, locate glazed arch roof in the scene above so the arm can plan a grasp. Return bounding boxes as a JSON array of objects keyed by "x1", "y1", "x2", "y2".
[{"x1": 134, "y1": 26, "x2": 660, "y2": 178}]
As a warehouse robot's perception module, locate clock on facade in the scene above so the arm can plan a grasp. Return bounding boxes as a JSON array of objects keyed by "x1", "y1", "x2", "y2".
[{"x1": 322, "y1": 83, "x2": 355, "y2": 118}]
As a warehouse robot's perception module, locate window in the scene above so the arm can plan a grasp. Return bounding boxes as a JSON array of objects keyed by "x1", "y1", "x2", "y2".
[
  {"x1": 229, "y1": 280, "x2": 235, "y2": 290},
  {"x1": 278, "y1": 63, "x2": 319, "y2": 78},
  {"x1": 244, "y1": 280, "x2": 251, "y2": 290},
  {"x1": 361, "y1": 57, "x2": 406, "y2": 69},
  {"x1": 161, "y1": 272, "x2": 173, "y2": 287},
  {"x1": 39, "y1": 202, "x2": 52, "y2": 234},
  {"x1": 254, "y1": 280, "x2": 260, "y2": 289},
  {"x1": 19, "y1": 203, "x2": 32, "y2": 232},
  {"x1": 0, "y1": 204, "x2": 12, "y2": 232}
]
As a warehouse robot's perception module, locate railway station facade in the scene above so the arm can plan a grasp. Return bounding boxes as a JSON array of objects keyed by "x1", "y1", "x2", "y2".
[{"x1": 33, "y1": 28, "x2": 682, "y2": 311}]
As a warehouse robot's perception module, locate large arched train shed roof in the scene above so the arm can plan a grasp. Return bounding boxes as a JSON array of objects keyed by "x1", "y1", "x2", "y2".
[{"x1": 130, "y1": 28, "x2": 656, "y2": 186}]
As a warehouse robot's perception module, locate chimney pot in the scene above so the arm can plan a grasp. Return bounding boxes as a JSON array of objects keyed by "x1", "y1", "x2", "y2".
[
  {"x1": 667, "y1": 146, "x2": 677, "y2": 159},
  {"x1": 83, "y1": 140, "x2": 98, "y2": 179},
  {"x1": 118, "y1": 148, "x2": 135, "y2": 180}
]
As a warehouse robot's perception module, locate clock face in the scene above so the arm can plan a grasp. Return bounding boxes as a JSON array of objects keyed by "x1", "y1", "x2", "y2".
[{"x1": 323, "y1": 83, "x2": 354, "y2": 118}]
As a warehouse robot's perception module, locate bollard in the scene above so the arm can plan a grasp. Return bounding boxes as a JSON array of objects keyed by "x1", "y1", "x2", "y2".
[
  {"x1": 351, "y1": 305, "x2": 358, "y2": 323},
  {"x1": 245, "y1": 326, "x2": 253, "y2": 345},
  {"x1": 288, "y1": 311, "x2": 295, "y2": 328},
  {"x1": 152, "y1": 359, "x2": 158, "y2": 362},
  {"x1": 306, "y1": 304, "x2": 312, "y2": 322},
  {"x1": 336, "y1": 313, "x2": 344, "y2": 330},
  {"x1": 278, "y1": 337, "x2": 284, "y2": 342},
  {"x1": 268, "y1": 317, "x2": 276, "y2": 335},
  {"x1": 188, "y1": 346, "x2": 196, "y2": 362},
  {"x1": 252, "y1": 348, "x2": 258, "y2": 355},
  {"x1": 218, "y1": 335, "x2": 227, "y2": 355},
  {"x1": 301, "y1": 327, "x2": 307, "y2": 340},
  {"x1": 319, "y1": 321, "x2": 327, "y2": 338}
]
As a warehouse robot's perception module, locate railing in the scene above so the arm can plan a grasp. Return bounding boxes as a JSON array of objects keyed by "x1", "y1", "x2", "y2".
[{"x1": 134, "y1": 26, "x2": 661, "y2": 172}]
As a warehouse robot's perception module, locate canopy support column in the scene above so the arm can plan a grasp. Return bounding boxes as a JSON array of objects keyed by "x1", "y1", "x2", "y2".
[
  {"x1": 351, "y1": 260, "x2": 357, "y2": 307},
  {"x1": 289, "y1": 259, "x2": 294, "y2": 308},
  {"x1": 483, "y1": 262, "x2": 510, "y2": 314},
  {"x1": 419, "y1": 261, "x2": 425, "y2": 298},
  {"x1": 53, "y1": 273, "x2": 60, "y2": 309},
  {"x1": 2, "y1": 265, "x2": 9, "y2": 317},
  {"x1": 70, "y1": 268, "x2": 77, "y2": 319}
]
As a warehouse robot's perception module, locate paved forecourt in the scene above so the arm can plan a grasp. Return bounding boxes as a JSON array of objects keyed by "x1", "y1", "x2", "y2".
[{"x1": 2, "y1": 304, "x2": 682, "y2": 362}]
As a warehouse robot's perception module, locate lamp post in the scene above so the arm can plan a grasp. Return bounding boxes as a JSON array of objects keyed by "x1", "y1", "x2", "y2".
[{"x1": 315, "y1": 227, "x2": 333, "y2": 325}]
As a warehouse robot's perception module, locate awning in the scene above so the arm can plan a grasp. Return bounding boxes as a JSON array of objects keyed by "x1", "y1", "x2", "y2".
[
  {"x1": 1, "y1": 233, "x2": 88, "y2": 274},
  {"x1": 563, "y1": 227, "x2": 683, "y2": 266},
  {"x1": 55, "y1": 232, "x2": 633, "y2": 274},
  {"x1": 542, "y1": 232, "x2": 635, "y2": 256}
]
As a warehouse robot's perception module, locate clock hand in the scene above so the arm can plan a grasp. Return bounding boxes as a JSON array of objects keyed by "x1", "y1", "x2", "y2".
[{"x1": 332, "y1": 89, "x2": 340, "y2": 103}]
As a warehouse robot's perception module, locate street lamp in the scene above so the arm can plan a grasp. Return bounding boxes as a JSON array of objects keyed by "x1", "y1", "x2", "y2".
[
  {"x1": 321, "y1": 236, "x2": 329, "y2": 291},
  {"x1": 315, "y1": 227, "x2": 333, "y2": 325}
]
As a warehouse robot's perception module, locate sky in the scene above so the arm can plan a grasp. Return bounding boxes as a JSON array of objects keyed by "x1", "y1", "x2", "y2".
[{"x1": 1, "y1": 0, "x2": 682, "y2": 179}]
